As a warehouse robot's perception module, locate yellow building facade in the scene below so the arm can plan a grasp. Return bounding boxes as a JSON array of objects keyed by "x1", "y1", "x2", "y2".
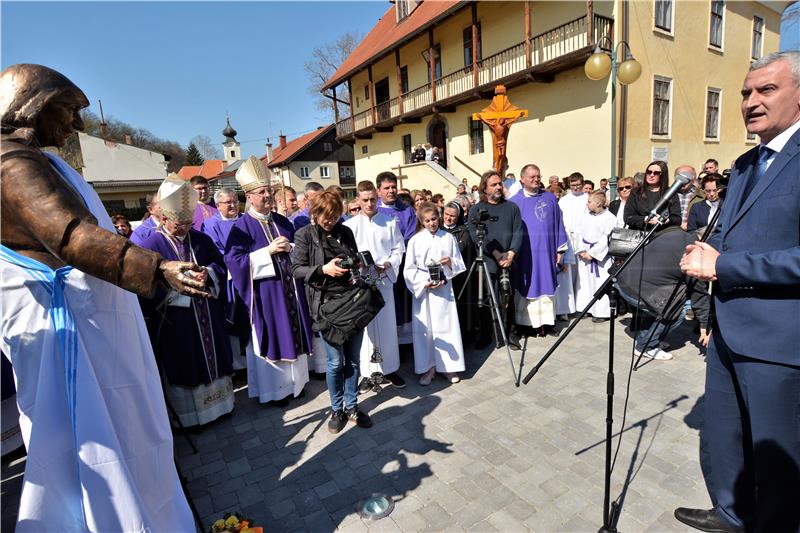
[
  {"x1": 619, "y1": 0, "x2": 785, "y2": 177},
  {"x1": 325, "y1": 1, "x2": 617, "y2": 191}
]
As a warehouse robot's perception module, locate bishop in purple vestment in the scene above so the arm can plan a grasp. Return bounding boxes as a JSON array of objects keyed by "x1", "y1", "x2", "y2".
[
  {"x1": 138, "y1": 176, "x2": 234, "y2": 426},
  {"x1": 226, "y1": 157, "x2": 312, "y2": 403}
]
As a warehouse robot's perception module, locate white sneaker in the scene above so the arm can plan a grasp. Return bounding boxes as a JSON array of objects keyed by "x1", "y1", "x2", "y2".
[{"x1": 636, "y1": 347, "x2": 673, "y2": 360}]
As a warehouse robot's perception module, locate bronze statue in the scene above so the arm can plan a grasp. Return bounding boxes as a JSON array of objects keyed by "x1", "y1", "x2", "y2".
[
  {"x1": 472, "y1": 85, "x2": 528, "y2": 176},
  {"x1": 1, "y1": 64, "x2": 200, "y2": 530},
  {"x1": 0, "y1": 63, "x2": 207, "y2": 297}
]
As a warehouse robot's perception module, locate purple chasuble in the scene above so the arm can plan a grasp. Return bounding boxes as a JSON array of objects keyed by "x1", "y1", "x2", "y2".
[
  {"x1": 224, "y1": 212, "x2": 313, "y2": 361},
  {"x1": 377, "y1": 199, "x2": 416, "y2": 243},
  {"x1": 137, "y1": 229, "x2": 233, "y2": 386},
  {"x1": 193, "y1": 199, "x2": 218, "y2": 231},
  {"x1": 292, "y1": 207, "x2": 311, "y2": 230},
  {"x1": 510, "y1": 189, "x2": 568, "y2": 299},
  {"x1": 203, "y1": 214, "x2": 241, "y2": 308},
  {"x1": 130, "y1": 216, "x2": 157, "y2": 246}
]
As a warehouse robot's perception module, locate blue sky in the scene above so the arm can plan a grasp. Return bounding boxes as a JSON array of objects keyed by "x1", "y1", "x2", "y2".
[
  {"x1": 2, "y1": 1, "x2": 798, "y2": 159},
  {"x1": 1, "y1": 1, "x2": 388, "y2": 158}
]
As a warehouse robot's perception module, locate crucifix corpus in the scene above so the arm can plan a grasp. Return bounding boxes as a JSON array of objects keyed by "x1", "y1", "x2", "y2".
[{"x1": 472, "y1": 85, "x2": 528, "y2": 176}]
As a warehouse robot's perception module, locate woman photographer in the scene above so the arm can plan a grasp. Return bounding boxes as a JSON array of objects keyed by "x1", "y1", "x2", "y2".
[
  {"x1": 623, "y1": 160, "x2": 681, "y2": 232},
  {"x1": 291, "y1": 190, "x2": 373, "y2": 434}
]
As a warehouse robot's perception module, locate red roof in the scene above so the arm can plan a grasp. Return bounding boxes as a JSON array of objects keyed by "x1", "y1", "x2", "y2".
[
  {"x1": 177, "y1": 160, "x2": 226, "y2": 180},
  {"x1": 323, "y1": 1, "x2": 465, "y2": 90},
  {"x1": 263, "y1": 125, "x2": 334, "y2": 168}
]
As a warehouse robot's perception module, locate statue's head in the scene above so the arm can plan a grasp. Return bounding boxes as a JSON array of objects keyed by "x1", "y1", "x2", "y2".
[{"x1": 0, "y1": 64, "x2": 89, "y2": 147}]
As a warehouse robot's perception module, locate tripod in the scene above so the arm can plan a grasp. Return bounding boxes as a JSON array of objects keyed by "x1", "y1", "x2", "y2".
[
  {"x1": 522, "y1": 215, "x2": 666, "y2": 532},
  {"x1": 458, "y1": 222, "x2": 518, "y2": 384}
]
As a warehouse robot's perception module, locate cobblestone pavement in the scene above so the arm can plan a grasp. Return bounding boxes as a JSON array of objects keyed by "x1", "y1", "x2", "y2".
[{"x1": 2, "y1": 315, "x2": 711, "y2": 532}]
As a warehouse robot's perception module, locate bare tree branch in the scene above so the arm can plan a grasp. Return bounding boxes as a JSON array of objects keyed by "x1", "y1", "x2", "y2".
[{"x1": 304, "y1": 31, "x2": 361, "y2": 122}]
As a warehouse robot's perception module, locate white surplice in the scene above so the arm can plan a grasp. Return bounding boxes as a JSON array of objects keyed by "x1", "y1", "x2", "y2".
[
  {"x1": 403, "y1": 229, "x2": 466, "y2": 374},
  {"x1": 0, "y1": 153, "x2": 193, "y2": 532},
  {"x1": 344, "y1": 212, "x2": 405, "y2": 376},
  {"x1": 574, "y1": 209, "x2": 617, "y2": 318},
  {"x1": 555, "y1": 192, "x2": 588, "y2": 315}
]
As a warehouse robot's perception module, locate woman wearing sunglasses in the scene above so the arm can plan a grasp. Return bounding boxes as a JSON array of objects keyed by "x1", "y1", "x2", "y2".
[
  {"x1": 609, "y1": 176, "x2": 635, "y2": 228},
  {"x1": 623, "y1": 160, "x2": 681, "y2": 232}
]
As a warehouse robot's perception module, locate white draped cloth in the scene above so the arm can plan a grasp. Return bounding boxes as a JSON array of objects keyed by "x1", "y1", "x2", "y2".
[
  {"x1": 574, "y1": 210, "x2": 617, "y2": 318},
  {"x1": 0, "y1": 153, "x2": 193, "y2": 532},
  {"x1": 555, "y1": 192, "x2": 588, "y2": 315},
  {"x1": 404, "y1": 230, "x2": 466, "y2": 374},
  {"x1": 344, "y1": 212, "x2": 405, "y2": 376}
]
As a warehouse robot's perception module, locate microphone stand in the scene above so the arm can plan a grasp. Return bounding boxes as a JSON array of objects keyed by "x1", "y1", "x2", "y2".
[{"x1": 522, "y1": 215, "x2": 666, "y2": 533}]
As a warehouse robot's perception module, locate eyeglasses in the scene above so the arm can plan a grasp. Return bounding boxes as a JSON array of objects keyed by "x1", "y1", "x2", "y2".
[
  {"x1": 703, "y1": 188, "x2": 718, "y2": 193},
  {"x1": 349, "y1": 207, "x2": 361, "y2": 213},
  {"x1": 618, "y1": 185, "x2": 633, "y2": 191},
  {"x1": 646, "y1": 170, "x2": 662, "y2": 176},
  {"x1": 217, "y1": 200, "x2": 237, "y2": 205}
]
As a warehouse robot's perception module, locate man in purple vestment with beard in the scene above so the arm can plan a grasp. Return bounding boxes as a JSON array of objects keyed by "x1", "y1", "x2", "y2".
[
  {"x1": 138, "y1": 175, "x2": 234, "y2": 426},
  {"x1": 225, "y1": 157, "x2": 312, "y2": 406},
  {"x1": 510, "y1": 164, "x2": 568, "y2": 337},
  {"x1": 191, "y1": 175, "x2": 218, "y2": 231},
  {"x1": 375, "y1": 171, "x2": 416, "y2": 344}
]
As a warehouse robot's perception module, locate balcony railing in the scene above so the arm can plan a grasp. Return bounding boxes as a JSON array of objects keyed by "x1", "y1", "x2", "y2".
[{"x1": 336, "y1": 13, "x2": 612, "y2": 138}]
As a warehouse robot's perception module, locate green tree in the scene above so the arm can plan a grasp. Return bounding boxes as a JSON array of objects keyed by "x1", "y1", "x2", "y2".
[{"x1": 185, "y1": 142, "x2": 205, "y2": 166}]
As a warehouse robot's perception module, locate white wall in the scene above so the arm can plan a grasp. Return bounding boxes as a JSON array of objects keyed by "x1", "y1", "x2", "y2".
[{"x1": 78, "y1": 133, "x2": 168, "y2": 183}]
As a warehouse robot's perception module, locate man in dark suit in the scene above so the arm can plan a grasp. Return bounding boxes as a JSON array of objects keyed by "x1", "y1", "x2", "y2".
[{"x1": 676, "y1": 51, "x2": 800, "y2": 533}]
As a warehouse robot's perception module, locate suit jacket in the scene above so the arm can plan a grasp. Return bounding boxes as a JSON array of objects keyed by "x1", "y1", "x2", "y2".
[
  {"x1": 708, "y1": 126, "x2": 800, "y2": 365},
  {"x1": 686, "y1": 199, "x2": 722, "y2": 232}
]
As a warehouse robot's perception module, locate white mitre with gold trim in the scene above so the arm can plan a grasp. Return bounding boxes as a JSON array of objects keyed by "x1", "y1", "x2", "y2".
[
  {"x1": 158, "y1": 173, "x2": 198, "y2": 222},
  {"x1": 235, "y1": 156, "x2": 270, "y2": 193}
]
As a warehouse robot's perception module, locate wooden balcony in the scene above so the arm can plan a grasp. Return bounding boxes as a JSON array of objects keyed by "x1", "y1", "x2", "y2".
[{"x1": 336, "y1": 14, "x2": 613, "y2": 141}]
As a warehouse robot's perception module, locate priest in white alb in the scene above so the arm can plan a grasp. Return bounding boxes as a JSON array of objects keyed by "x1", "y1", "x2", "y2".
[{"x1": 344, "y1": 180, "x2": 407, "y2": 390}]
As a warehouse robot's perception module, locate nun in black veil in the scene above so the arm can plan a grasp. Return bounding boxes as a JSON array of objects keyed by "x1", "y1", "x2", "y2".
[{"x1": 442, "y1": 201, "x2": 478, "y2": 345}]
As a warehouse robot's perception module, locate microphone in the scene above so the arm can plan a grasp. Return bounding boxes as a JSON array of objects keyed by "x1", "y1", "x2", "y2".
[{"x1": 646, "y1": 171, "x2": 693, "y2": 222}]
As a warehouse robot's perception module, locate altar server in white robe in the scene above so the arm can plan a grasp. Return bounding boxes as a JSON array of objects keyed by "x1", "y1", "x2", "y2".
[
  {"x1": 404, "y1": 203, "x2": 466, "y2": 385},
  {"x1": 556, "y1": 172, "x2": 589, "y2": 317},
  {"x1": 344, "y1": 181, "x2": 407, "y2": 388},
  {"x1": 575, "y1": 191, "x2": 617, "y2": 320}
]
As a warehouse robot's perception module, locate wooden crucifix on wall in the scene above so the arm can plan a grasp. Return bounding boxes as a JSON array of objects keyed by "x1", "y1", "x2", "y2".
[{"x1": 472, "y1": 85, "x2": 528, "y2": 176}]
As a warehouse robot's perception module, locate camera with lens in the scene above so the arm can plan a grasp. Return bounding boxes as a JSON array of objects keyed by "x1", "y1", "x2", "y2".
[
  {"x1": 476, "y1": 208, "x2": 499, "y2": 223},
  {"x1": 337, "y1": 251, "x2": 378, "y2": 285}
]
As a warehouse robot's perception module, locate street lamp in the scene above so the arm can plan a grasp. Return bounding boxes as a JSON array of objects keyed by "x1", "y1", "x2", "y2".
[{"x1": 584, "y1": 37, "x2": 641, "y2": 200}]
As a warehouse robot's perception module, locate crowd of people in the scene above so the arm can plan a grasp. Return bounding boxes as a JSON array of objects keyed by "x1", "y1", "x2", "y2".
[
  {"x1": 109, "y1": 154, "x2": 727, "y2": 436},
  {"x1": 3, "y1": 51, "x2": 799, "y2": 533}
]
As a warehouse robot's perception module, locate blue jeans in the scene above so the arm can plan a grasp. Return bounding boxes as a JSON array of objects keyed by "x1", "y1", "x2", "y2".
[
  {"x1": 615, "y1": 284, "x2": 684, "y2": 352},
  {"x1": 321, "y1": 331, "x2": 363, "y2": 412}
]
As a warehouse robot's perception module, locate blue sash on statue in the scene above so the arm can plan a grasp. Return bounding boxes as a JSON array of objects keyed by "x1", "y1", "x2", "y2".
[{"x1": 0, "y1": 244, "x2": 86, "y2": 527}]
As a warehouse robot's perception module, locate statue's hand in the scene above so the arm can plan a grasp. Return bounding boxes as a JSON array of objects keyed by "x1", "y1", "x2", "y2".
[{"x1": 159, "y1": 260, "x2": 211, "y2": 298}]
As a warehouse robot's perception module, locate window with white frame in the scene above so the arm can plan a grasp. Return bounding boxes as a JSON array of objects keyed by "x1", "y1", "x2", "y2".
[
  {"x1": 320, "y1": 165, "x2": 331, "y2": 179},
  {"x1": 747, "y1": 130, "x2": 757, "y2": 142},
  {"x1": 652, "y1": 77, "x2": 672, "y2": 136},
  {"x1": 710, "y1": 1, "x2": 724, "y2": 48},
  {"x1": 300, "y1": 167, "x2": 310, "y2": 179},
  {"x1": 396, "y1": 0, "x2": 419, "y2": 21},
  {"x1": 705, "y1": 88, "x2": 721, "y2": 139},
  {"x1": 752, "y1": 15, "x2": 764, "y2": 59},
  {"x1": 654, "y1": 0, "x2": 673, "y2": 32}
]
